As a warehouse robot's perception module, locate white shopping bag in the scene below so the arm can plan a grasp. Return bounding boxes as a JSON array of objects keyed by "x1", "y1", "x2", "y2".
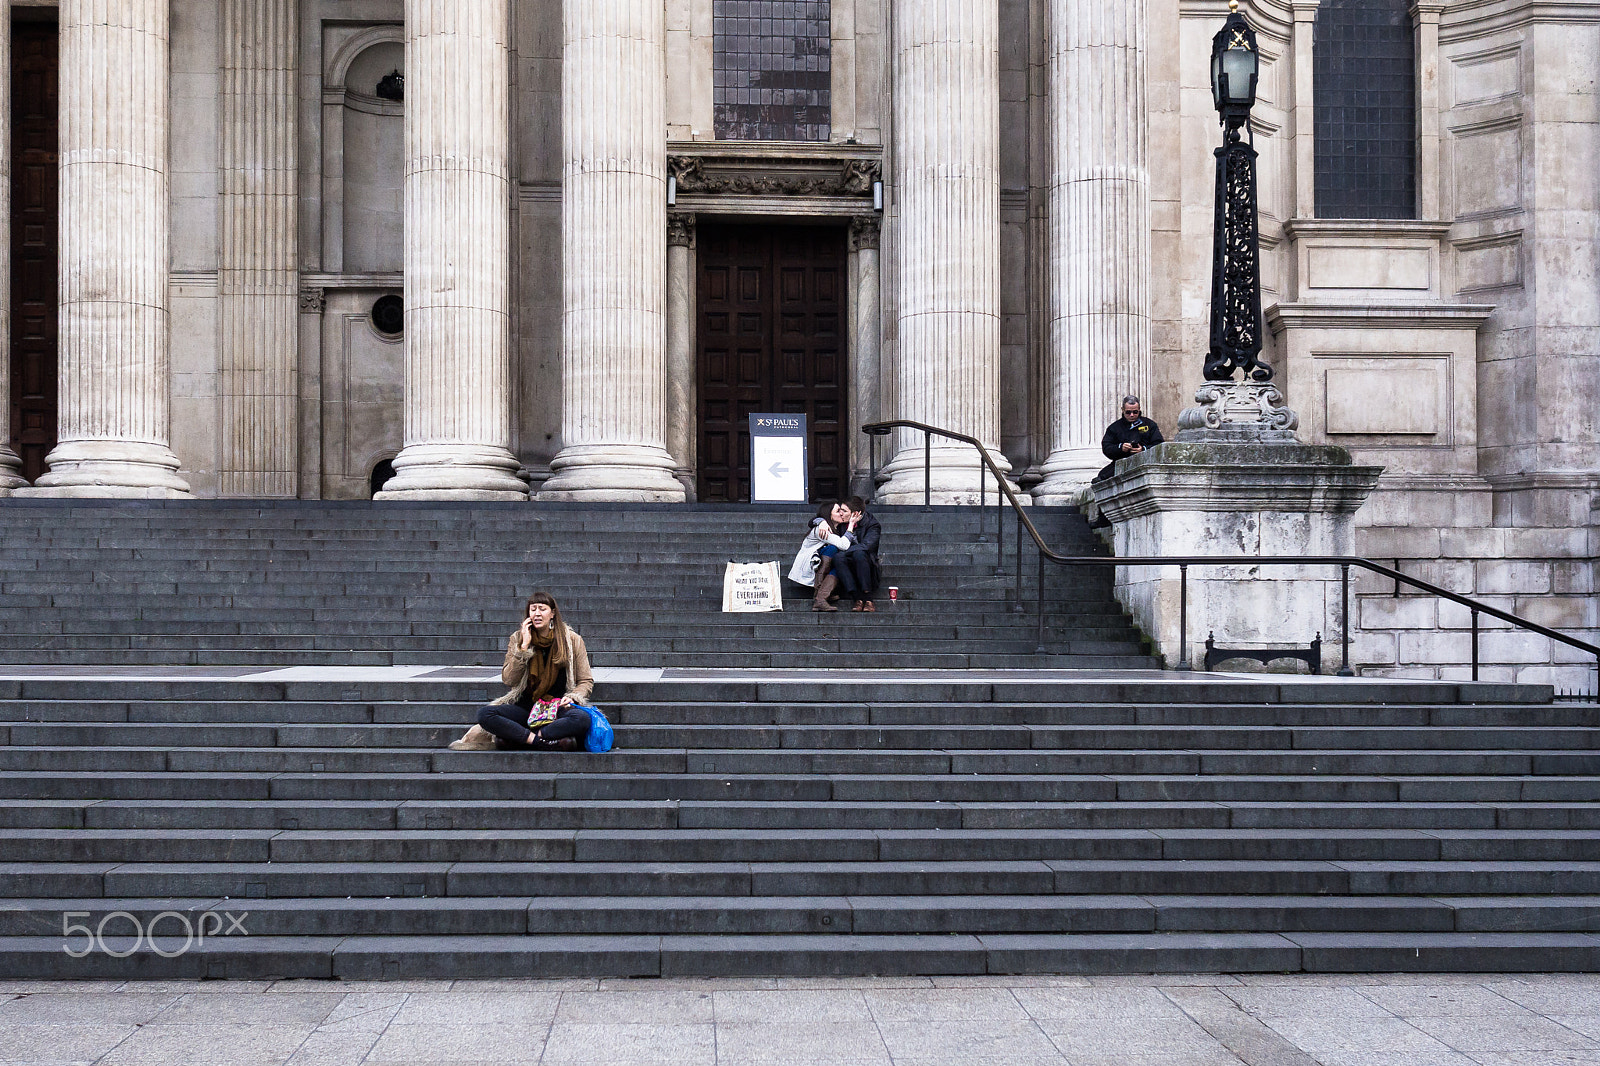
[{"x1": 722, "y1": 561, "x2": 784, "y2": 613}]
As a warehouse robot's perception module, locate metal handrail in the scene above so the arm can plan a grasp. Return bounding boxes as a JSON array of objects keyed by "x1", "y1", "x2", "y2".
[{"x1": 862, "y1": 418, "x2": 1600, "y2": 683}]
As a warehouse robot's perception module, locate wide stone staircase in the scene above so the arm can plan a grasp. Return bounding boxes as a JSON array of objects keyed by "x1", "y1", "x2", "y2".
[
  {"x1": 0, "y1": 500, "x2": 1595, "y2": 978},
  {"x1": 0, "y1": 500, "x2": 1152, "y2": 669},
  {"x1": 0, "y1": 674, "x2": 1596, "y2": 978}
]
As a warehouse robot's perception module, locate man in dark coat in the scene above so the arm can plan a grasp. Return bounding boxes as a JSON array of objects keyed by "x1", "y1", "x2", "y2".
[
  {"x1": 1096, "y1": 394, "x2": 1164, "y2": 482},
  {"x1": 836, "y1": 496, "x2": 882, "y2": 612}
]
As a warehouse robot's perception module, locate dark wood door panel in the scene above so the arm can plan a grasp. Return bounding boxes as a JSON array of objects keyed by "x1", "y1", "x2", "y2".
[
  {"x1": 11, "y1": 19, "x2": 58, "y2": 482},
  {"x1": 696, "y1": 223, "x2": 848, "y2": 503}
]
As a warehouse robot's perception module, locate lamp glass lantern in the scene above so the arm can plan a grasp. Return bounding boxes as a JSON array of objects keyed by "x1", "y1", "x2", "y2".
[{"x1": 1210, "y1": 6, "x2": 1259, "y2": 121}]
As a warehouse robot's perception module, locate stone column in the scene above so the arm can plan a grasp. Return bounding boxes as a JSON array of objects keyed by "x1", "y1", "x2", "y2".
[
  {"x1": 377, "y1": 0, "x2": 527, "y2": 500},
  {"x1": 1031, "y1": 0, "x2": 1152, "y2": 502},
  {"x1": 218, "y1": 0, "x2": 298, "y2": 498},
  {"x1": 541, "y1": 0, "x2": 684, "y2": 501},
  {"x1": 848, "y1": 215, "x2": 882, "y2": 498},
  {"x1": 0, "y1": 1, "x2": 25, "y2": 495},
  {"x1": 878, "y1": 0, "x2": 1012, "y2": 505},
  {"x1": 1290, "y1": 1, "x2": 1320, "y2": 220},
  {"x1": 1412, "y1": 1, "x2": 1444, "y2": 220},
  {"x1": 24, "y1": 0, "x2": 191, "y2": 497},
  {"x1": 665, "y1": 213, "x2": 697, "y2": 500}
]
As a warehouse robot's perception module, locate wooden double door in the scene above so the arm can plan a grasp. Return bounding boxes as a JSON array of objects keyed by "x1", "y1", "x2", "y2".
[
  {"x1": 696, "y1": 224, "x2": 848, "y2": 503},
  {"x1": 9, "y1": 18, "x2": 58, "y2": 482}
]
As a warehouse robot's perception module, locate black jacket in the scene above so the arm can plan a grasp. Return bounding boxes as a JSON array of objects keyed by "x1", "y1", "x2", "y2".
[
  {"x1": 1101, "y1": 416, "x2": 1164, "y2": 462},
  {"x1": 841, "y1": 510, "x2": 882, "y2": 589}
]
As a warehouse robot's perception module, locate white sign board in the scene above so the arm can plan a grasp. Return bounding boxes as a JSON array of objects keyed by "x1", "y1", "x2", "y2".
[
  {"x1": 751, "y1": 435, "x2": 807, "y2": 502},
  {"x1": 749, "y1": 413, "x2": 808, "y2": 502}
]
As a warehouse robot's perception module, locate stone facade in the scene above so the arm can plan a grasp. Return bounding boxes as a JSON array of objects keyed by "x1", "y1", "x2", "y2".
[{"x1": 2, "y1": 0, "x2": 1596, "y2": 685}]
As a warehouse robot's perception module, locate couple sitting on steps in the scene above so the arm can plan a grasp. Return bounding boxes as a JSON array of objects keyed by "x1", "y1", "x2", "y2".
[{"x1": 791, "y1": 495, "x2": 882, "y2": 613}]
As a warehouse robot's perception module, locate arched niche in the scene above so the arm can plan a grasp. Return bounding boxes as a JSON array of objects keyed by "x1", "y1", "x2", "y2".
[{"x1": 323, "y1": 29, "x2": 404, "y2": 273}]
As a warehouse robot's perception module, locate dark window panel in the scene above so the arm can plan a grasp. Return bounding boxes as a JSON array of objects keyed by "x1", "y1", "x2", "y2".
[
  {"x1": 713, "y1": 0, "x2": 831, "y2": 141},
  {"x1": 1313, "y1": 0, "x2": 1416, "y2": 218}
]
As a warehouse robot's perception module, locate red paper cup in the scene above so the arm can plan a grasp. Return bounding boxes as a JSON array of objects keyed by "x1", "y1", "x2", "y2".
[{"x1": 889, "y1": 587, "x2": 899, "y2": 601}]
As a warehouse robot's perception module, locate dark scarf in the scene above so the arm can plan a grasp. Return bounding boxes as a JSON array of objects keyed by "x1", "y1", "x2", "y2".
[{"x1": 525, "y1": 625, "x2": 569, "y2": 702}]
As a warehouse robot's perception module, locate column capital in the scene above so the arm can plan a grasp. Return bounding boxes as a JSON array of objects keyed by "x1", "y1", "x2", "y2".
[
  {"x1": 666, "y1": 212, "x2": 697, "y2": 248},
  {"x1": 1290, "y1": 0, "x2": 1320, "y2": 22},
  {"x1": 848, "y1": 215, "x2": 881, "y2": 252},
  {"x1": 1410, "y1": 0, "x2": 1446, "y2": 25},
  {"x1": 298, "y1": 288, "x2": 327, "y2": 315}
]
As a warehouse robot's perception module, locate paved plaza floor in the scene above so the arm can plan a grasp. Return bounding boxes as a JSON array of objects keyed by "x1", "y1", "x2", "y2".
[{"x1": 0, "y1": 973, "x2": 1596, "y2": 1065}]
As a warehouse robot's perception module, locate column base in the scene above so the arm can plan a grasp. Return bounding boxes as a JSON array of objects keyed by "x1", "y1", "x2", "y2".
[
  {"x1": 0, "y1": 445, "x2": 26, "y2": 496},
  {"x1": 539, "y1": 444, "x2": 687, "y2": 502},
  {"x1": 374, "y1": 443, "x2": 529, "y2": 502},
  {"x1": 17, "y1": 440, "x2": 192, "y2": 498},
  {"x1": 1031, "y1": 447, "x2": 1109, "y2": 505},
  {"x1": 875, "y1": 444, "x2": 1026, "y2": 506}
]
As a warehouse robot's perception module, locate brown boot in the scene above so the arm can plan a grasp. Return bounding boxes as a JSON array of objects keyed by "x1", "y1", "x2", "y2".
[
  {"x1": 447, "y1": 724, "x2": 497, "y2": 751},
  {"x1": 812, "y1": 574, "x2": 840, "y2": 611}
]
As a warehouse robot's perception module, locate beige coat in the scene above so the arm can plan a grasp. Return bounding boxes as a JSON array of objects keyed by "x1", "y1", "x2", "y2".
[{"x1": 489, "y1": 626, "x2": 595, "y2": 707}]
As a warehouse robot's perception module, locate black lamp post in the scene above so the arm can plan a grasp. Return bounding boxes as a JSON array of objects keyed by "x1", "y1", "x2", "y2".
[{"x1": 1205, "y1": 1, "x2": 1270, "y2": 382}]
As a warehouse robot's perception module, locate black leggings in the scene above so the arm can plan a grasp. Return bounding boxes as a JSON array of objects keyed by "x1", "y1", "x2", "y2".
[
  {"x1": 477, "y1": 703, "x2": 592, "y2": 746},
  {"x1": 833, "y1": 551, "x2": 876, "y2": 596}
]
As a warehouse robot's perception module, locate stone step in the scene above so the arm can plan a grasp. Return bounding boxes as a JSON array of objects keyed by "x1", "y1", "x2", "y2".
[
  {"x1": 6, "y1": 859, "x2": 1599, "y2": 900},
  {"x1": 3, "y1": 929, "x2": 1598, "y2": 980},
  {"x1": 3, "y1": 827, "x2": 1597, "y2": 865},
  {"x1": 1, "y1": 745, "x2": 1594, "y2": 777},
  {"x1": 0, "y1": 698, "x2": 1587, "y2": 729},
  {"x1": 6, "y1": 798, "x2": 1598, "y2": 832},
  {"x1": 8, "y1": 722, "x2": 1595, "y2": 752},
  {"x1": 2, "y1": 894, "x2": 1595, "y2": 938},
  {"x1": 2, "y1": 769, "x2": 1591, "y2": 803}
]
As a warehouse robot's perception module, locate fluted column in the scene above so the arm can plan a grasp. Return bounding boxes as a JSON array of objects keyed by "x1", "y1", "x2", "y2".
[
  {"x1": 24, "y1": 0, "x2": 191, "y2": 497},
  {"x1": 665, "y1": 213, "x2": 697, "y2": 500},
  {"x1": 218, "y1": 0, "x2": 298, "y2": 498},
  {"x1": 540, "y1": 0, "x2": 685, "y2": 501},
  {"x1": 378, "y1": 0, "x2": 526, "y2": 500},
  {"x1": 1031, "y1": 0, "x2": 1152, "y2": 502},
  {"x1": 848, "y1": 216, "x2": 882, "y2": 498},
  {"x1": 0, "y1": 1, "x2": 25, "y2": 495},
  {"x1": 879, "y1": 0, "x2": 1013, "y2": 505}
]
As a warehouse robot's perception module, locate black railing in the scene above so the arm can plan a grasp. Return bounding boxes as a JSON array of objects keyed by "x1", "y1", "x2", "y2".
[{"x1": 862, "y1": 419, "x2": 1600, "y2": 685}]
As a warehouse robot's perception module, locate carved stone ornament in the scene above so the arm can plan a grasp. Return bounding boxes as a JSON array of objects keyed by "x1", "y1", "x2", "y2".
[
  {"x1": 298, "y1": 289, "x2": 327, "y2": 315},
  {"x1": 667, "y1": 155, "x2": 882, "y2": 198},
  {"x1": 848, "y1": 216, "x2": 881, "y2": 251},
  {"x1": 666, "y1": 212, "x2": 697, "y2": 248},
  {"x1": 1175, "y1": 381, "x2": 1299, "y2": 443}
]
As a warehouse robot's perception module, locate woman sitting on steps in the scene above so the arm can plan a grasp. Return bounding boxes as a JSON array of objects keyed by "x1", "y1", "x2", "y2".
[
  {"x1": 448, "y1": 592, "x2": 595, "y2": 751},
  {"x1": 790, "y1": 501, "x2": 853, "y2": 611}
]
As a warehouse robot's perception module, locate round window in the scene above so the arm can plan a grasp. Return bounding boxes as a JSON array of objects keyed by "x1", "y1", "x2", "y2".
[{"x1": 371, "y1": 295, "x2": 404, "y2": 337}]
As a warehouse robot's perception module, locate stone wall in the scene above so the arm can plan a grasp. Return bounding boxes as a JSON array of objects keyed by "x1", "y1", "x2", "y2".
[{"x1": 1354, "y1": 512, "x2": 1599, "y2": 691}]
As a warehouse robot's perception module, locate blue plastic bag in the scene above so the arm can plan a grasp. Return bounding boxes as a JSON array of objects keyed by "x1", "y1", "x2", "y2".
[{"x1": 573, "y1": 703, "x2": 614, "y2": 753}]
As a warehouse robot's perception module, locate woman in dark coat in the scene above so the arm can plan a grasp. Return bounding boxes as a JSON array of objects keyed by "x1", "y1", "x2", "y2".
[{"x1": 834, "y1": 496, "x2": 882, "y2": 612}]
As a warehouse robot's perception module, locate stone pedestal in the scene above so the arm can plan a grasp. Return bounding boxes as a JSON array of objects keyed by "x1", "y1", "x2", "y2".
[
  {"x1": 22, "y1": 0, "x2": 191, "y2": 498},
  {"x1": 541, "y1": 0, "x2": 684, "y2": 502},
  {"x1": 878, "y1": 0, "x2": 1015, "y2": 505},
  {"x1": 378, "y1": 0, "x2": 527, "y2": 502},
  {"x1": 1092, "y1": 384, "x2": 1383, "y2": 670}
]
